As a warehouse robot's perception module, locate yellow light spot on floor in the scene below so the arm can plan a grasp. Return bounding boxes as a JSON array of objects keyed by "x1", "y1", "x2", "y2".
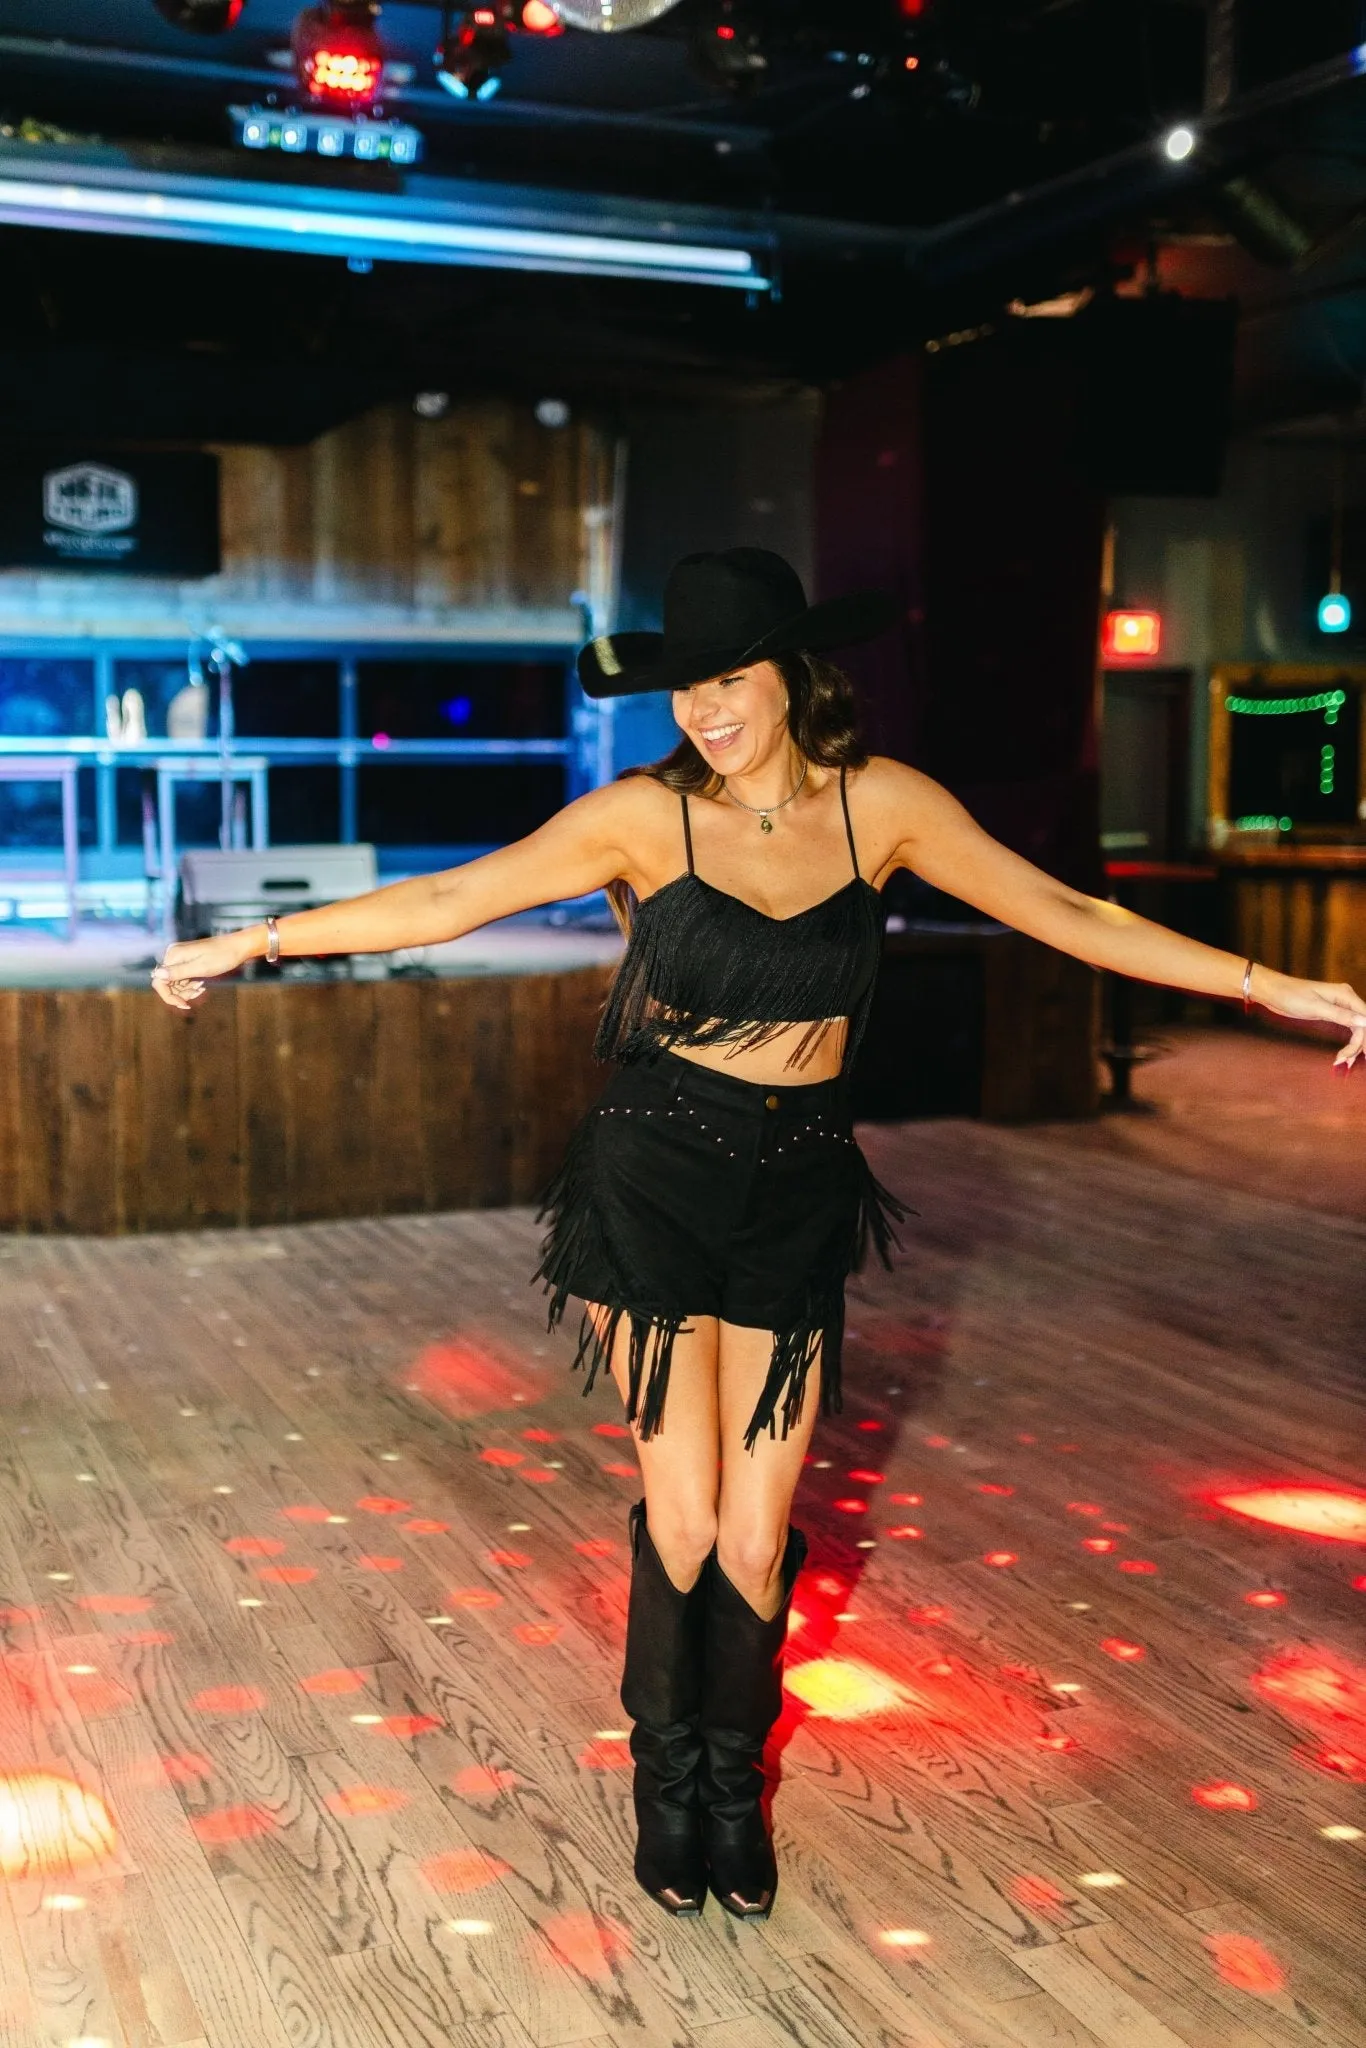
[
  {"x1": 1078, "y1": 1871, "x2": 1125, "y2": 1888},
  {"x1": 43, "y1": 1894, "x2": 85, "y2": 1911},
  {"x1": 1321, "y1": 1824, "x2": 1362, "y2": 1841},
  {"x1": 447, "y1": 1919, "x2": 493, "y2": 1935},
  {"x1": 881, "y1": 1928, "x2": 931, "y2": 1948},
  {"x1": 784, "y1": 1658, "x2": 907, "y2": 1720}
]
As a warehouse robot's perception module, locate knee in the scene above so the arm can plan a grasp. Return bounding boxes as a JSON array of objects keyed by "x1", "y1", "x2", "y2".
[
  {"x1": 715, "y1": 1518, "x2": 788, "y2": 1592},
  {"x1": 646, "y1": 1501, "x2": 719, "y2": 1583}
]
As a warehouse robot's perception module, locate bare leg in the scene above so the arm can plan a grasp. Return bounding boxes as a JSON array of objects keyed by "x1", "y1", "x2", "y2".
[
  {"x1": 587, "y1": 1305, "x2": 722, "y2": 1588},
  {"x1": 716, "y1": 1321, "x2": 821, "y2": 1618}
]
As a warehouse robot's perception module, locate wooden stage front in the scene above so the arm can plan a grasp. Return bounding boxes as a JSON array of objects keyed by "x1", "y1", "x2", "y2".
[{"x1": 0, "y1": 1026, "x2": 1361, "y2": 2048}]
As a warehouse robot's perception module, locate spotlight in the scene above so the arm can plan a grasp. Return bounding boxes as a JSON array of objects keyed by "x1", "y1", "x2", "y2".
[
  {"x1": 293, "y1": 2, "x2": 385, "y2": 108},
  {"x1": 691, "y1": 2, "x2": 767, "y2": 93},
  {"x1": 152, "y1": 0, "x2": 246, "y2": 28},
  {"x1": 414, "y1": 390, "x2": 451, "y2": 417},
  {"x1": 1163, "y1": 125, "x2": 1196, "y2": 162},
  {"x1": 520, "y1": 0, "x2": 563, "y2": 30},
  {"x1": 436, "y1": 6, "x2": 512, "y2": 99},
  {"x1": 1318, "y1": 592, "x2": 1351, "y2": 635},
  {"x1": 534, "y1": 397, "x2": 571, "y2": 427}
]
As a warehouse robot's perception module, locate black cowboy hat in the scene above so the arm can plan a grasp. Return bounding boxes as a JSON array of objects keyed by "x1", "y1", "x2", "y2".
[{"x1": 577, "y1": 547, "x2": 898, "y2": 699}]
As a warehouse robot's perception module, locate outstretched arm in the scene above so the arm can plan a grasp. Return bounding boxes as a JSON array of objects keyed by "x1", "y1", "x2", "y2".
[
  {"x1": 152, "y1": 782, "x2": 634, "y2": 1011},
  {"x1": 883, "y1": 763, "x2": 1366, "y2": 1069}
]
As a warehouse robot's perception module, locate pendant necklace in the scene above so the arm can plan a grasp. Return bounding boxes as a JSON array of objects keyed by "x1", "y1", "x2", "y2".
[{"x1": 721, "y1": 758, "x2": 808, "y2": 833}]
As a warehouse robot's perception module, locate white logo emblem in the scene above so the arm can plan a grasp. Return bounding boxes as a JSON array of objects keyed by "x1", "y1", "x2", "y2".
[{"x1": 43, "y1": 463, "x2": 138, "y2": 535}]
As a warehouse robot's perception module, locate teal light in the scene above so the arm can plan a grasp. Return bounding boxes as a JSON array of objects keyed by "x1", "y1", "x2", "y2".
[{"x1": 1318, "y1": 592, "x2": 1351, "y2": 634}]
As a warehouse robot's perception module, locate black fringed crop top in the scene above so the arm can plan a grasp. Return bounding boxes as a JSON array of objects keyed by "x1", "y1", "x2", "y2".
[{"x1": 595, "y1": 765, "x2": 885, "y2": 1072}]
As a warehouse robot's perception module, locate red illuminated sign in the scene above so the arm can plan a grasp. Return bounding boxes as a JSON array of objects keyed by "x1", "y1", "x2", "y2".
[{"x1": 1104, "y1": 609, "x2": 1162, "y2": 659}]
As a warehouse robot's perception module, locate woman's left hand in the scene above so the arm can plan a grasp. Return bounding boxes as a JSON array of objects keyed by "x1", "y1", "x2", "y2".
[{"x1": 1252, "y1": 967, "x2": 1366, "y2": 1070}]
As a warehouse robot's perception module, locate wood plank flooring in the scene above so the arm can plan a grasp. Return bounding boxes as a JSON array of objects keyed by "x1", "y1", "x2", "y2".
[{"x1": 0, "y1": 1061, "x2": 1363, "y2": 2048}]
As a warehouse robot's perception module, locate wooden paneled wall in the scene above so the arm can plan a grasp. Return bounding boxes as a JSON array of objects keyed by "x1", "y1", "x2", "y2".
[
  {"x1": 216, "y1": 401, "x2": 617, "y2": 612},
  {"x1": 0, "y1": 968, "x2": 613, "y2": 1236}
]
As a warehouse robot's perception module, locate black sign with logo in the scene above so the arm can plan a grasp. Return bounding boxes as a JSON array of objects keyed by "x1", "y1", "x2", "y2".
[{"x1": 0, "y1": 450, "x2": 220, "y2": 575}]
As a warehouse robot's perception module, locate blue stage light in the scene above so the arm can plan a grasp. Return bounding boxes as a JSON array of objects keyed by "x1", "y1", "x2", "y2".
[{"x1": 1318, "y1": 592, "x2": 1351, "y2": 634}]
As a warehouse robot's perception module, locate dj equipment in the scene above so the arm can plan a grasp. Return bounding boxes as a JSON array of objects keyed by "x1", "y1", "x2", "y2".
[{"x1": 175, "y1": 843, "x2": 378, "y2": 941}]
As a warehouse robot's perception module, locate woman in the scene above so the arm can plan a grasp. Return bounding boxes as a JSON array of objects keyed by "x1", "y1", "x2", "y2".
[{"x1": 153, "y1": 547, "x2": 1366, "y2": 1924}]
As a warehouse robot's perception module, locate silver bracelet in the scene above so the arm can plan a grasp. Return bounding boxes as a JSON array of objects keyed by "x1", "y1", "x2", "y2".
[
  {"x1": 265, "y1": 915, "x2": 280, "y2": 966},
  {"x1": 1242, "y1": 958, "x2": 1255, "y2": 1012}
]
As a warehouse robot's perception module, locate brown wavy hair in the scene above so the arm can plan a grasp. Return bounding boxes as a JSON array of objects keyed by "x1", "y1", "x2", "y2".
[{"x1": 606, "y1": 651, "x2": 868, "y2": 931}]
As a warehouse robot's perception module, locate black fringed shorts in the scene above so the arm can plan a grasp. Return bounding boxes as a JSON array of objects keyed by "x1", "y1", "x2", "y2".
[{"x1": 534, "y1": 1052, "x2": 905, "y2": 1452}]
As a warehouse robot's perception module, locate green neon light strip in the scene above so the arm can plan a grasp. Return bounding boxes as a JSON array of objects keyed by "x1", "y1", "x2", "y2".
[
  {"x1": 1233, "y1": 815, "x2": 1293, "y2": 831},
  {"x1": 1225, "y1": 690, "x2": 1347, "y2": 716}
]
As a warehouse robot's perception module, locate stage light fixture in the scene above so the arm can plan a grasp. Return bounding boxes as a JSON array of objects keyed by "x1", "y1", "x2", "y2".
[
  {"x1": 1163, "y1": 125, "x2": 1196, "y2": 162},
  {"x1": 152, "y1": 0, "x2": 246, "y2": 29},
  {"x1": 1103, "y1": 609, "x2": 1161, "y2": 659},
  {"x1": 554, "y1": 0, "x2": 683, "y2": 27},
  {"x1": 293, "y1": 1, "x2": 385, "y2": 108},
  {"x1": 436, "y1": 6, "x2": 512, "y2": 99},
  {"x1": 1318, "y1": 592, "x2": 1351, "y2": 634},
  {"x1": 520, "y1": 0, "x2": 563, "y2": 30}
]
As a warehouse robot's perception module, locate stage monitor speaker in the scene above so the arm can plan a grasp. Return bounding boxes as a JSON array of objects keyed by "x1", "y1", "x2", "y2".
[
  {"x1": 1079, "y1": 296, "x2": 1236, "y2": 498},
  {"x1": 176, "y1": 843, "x2": 379, "y2": 940}
]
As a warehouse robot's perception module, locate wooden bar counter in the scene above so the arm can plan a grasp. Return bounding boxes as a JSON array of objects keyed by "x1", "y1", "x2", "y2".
[{"x1": 1218, "y1": 842, "x2": 1366, "y2": 992}]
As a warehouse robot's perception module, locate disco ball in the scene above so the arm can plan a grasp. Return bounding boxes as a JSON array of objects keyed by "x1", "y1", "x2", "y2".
[{"x1": 553, "y1": 1, "x2": 685, "y2": 31}]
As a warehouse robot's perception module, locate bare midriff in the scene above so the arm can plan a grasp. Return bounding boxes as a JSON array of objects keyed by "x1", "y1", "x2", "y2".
[{"x1": 666, "y1": 1017, "x2": 850, "y2": 1086}]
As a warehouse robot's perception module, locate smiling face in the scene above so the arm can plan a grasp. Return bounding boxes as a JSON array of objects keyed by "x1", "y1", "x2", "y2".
[{"x1": 671, "y1": 659, "x2": 791, "y2": 777}]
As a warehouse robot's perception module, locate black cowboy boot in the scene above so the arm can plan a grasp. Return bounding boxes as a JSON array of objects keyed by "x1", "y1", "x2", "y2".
[
  {"x1": 698, "y1": 1524, "x2": 808, "y2": 1920},
  {"x1": 619, "y1": 1501, "x2": 709, "y2": 1916}
]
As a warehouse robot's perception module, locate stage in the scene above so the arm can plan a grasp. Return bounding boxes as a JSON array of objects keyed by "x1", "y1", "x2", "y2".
[{"x1": 0, "y1": 1027, "x2": 1360, "y2": 2048}]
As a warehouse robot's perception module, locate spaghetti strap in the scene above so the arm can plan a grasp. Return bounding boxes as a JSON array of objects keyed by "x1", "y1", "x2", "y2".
[
  {"x1": 838, "y1": 765, "x2": 859, "y2": 879},
  {"x1": 680, "y1": 791, "x2": 696, "y2": 876}
]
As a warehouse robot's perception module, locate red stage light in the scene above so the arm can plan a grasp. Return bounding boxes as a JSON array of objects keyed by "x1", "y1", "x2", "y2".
[
  {"x1": 1103, "y1": 609, "x2": 1162, "y2": 659},
  {"x1": 1067, "y1": 1502, "x2": 1104, "y2": 1516},
  {"x1": 356, "y1": 1495, "x2": 412, "y2": 1514},
  {"x1": 193, "y1": 1684, "x2": 267, "y2": 1713},
  {"x1": 1192, "y1": 1780, "x2": 1258, "y2": 1811},
  {"x1": 716, "y1": 23, "x2": 735, "y2": 36},
  {"x1": 521, "y1": 0, "x2": 563, "y2": 30},
  {"x1": 601, "y1": 1461, "x2": 636, "y2": 1477},
  {"x1": 281, "y1": 1504, "x2": 332, "y2": 1522},
  {"x1": 294, "y1": 2, "x2": 385, "y2": 106},
  {"x1": 300, "y1": 1668, "x2": 366, "y2": 1695},
  {"x1": 977, "y1": 1483, "x2": 1014, "y2": 1496},
  {"x1": 325, "y1": 1785, "x2": 408, "y2": 1817},
  {"x1": 522, "y1": 1427, "x2": 558, "y2": 1442},
  {"x1": 984, "y1": 1551, "x2": 1017, "y2": 1567},
  {"x1": 834, "y1": 1498, "x2": 869, "y2": 1514},
  {"x1": 371, "y1": 1713, "x2": 441, "y2": 1738},
  {"x1": 256, "y1": 1564, "x2": 317, "y2": 1584},
  {"x1": 403, "y1": 1518, "x2": 450, "y2": 1534},
  {"x1": 1118, "y1": 1559, "x2": 1158, "y2": 1574},
  {"x1": 422, "y1": 1847, "x2": 511, "y2": 1890},
  {"x1": 192, "y1": 1804, "x2": 274, "y2": 1845},
  {"x1": 450, "y1": 1764, "x2": 518, "y2": 1796},
  {"x1": 1100, "y1": 1638, "x2": 1145, "y2": 1662},
  {"x1": 357, "y1": 1554, "x2": 403, "y2": 1573},
  {"x1": 886, "y1": 1524, "x2": 924, "y2": 1539},
  {"x1": 1204, "y1": 1933, "x2": 1286, "y2": 1995},
  {"x1": 1215, "y1": 1486, "x2": 1366, "y2": 1542},
  {"x1": 848, "y1": 1469, "x2": 885, "y2": 1483},
  {"x1": 1082, "y1": 1538, "x2": 1116, "y2": 1553},
  {"x1": 514, "y1": 1622, "x2": 562, "y2": 1645},
  {"x1": 224, "y1": 1535, "x2": 285, "y2": 1557},
  {"x1": 1244, "y1": 1589, "x2": 1286, "y2": 1607},
  {"x1": 486, "y1": 1549, "x2": 530, "y2": 1568},
  {"x1": 480, "y1": 1446, "x2": 524, "y2": 1466},
  {"x1": 448, "y1": 1587, "x2": 502, "y2": 1607}
]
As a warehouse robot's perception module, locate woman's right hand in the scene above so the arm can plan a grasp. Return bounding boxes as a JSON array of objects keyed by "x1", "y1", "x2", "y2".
[{"x1": 151, "y1": 929, "x2": 258, "y2": 1012}]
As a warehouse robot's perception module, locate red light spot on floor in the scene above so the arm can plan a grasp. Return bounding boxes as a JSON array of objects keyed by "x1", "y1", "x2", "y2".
[
  {"x1": 1011, "y1": 1873, "x2": 1067, "y2": 1914},
  {"x1": 479, "y1": 1447, "x2": 524, "y2": 1467},
  {"x1": 257, "y1": 1564, "x2": 317, "y2": 1585},
  {"x1": 450, "y1": 1765, "x2": 519, "y2": 1796},
  {"x1": 1251, "y1": 1646, "x2": 1366, "y2": 1779},
  {"x1": 372, "y1": 1715, "x2": 441, "y2": 1740},
  {"x1": 1101, "y1": 1521, "x2": 1129, "y2": 1532},
  {"x1": 280, "y1": 1505, "x2": 332, "y2": 1523},
  {"x1": 61, "y1": 1672, "x2": 128, "y2": 1718},
  {"x1": 1067, "y1": 1502, "x2": 1103, "y2": 1517},
  {"x1": 0, "y1": 1774, "x2": 117, "y2": 1876},
  {"x1": 300, "y1": 1668, "x2": 366, "y2": 1696},
  {"x1": 1204, "y1": 1932, "x2": 1286, "y2": 1994},
  {"x1": 834, "y1": 1498, "x2": 869, "y2": 1515},
  {"x1": 907, "y1": 1605, "x2": 948, "y2": 1624},
  {"x1": 1192, "y1": 1781, "x2": 1258, "y2": 1811},
  {"x1": 1353, "y1": 1574, "x2": 1366, "y2": 1591},
  {"x1": 923, "y1": 1434, "x2": 951, "y2": 1449},
  {"x1": 325, "y1": 1785, "x2": 408, "y2": 1818},
  {"x1": 889, "y1": 1492, "x2": 922, "y2": 1505},
  {"x1": 847, "y1": 1470, "x2": 884, "y2": 1484},
  {"x1": 159, "y1": 1751, "x2": 211, "y2": 1783},
  {"x1": 76, "y1": 1593, "x2": 153, "y2": 1615},
  {"x1": 357, "y1": 1556, "x2": 403, "y2": 1573},
  {"x1": 0, "y1": 1604, "x2": 40, "y2": 1627},
  {"x1": 117, "y1": 1627, "x2": 174, "y2": 1646},
  {"x1": 1118, "y1": 1559, "x2": 1158, "y2": 1574},
  {"x1": 1304, "y1": 1745, "x2": 1366, "y2": 1781},
  {"x1": 409, "y1": 1339, "x2": 540, "y2": 1416},
  {"x1": 521, "y1": 1470, "x2": 558, "y2": 1485},
  {"x1": 977, "y1": 1483, "x2": 1015, "y2": 1497},
  {"x1": 886, "y1": 1525, "x2": 924, "y2": 1540},
  {"x1": 223, "y1": 1537, "x2": 284, "y2": 1558},
  {"x1": 487, "y1": 1550, "x2": 530, "y2": 1569},
  {"x1": 356, "y1": 1496, "x2": 412, "y2": 1515},
  {"x1": 543, "y1": 1910, "x2": 632, "y2": 1981},
  {"x1": 814, "y1": 1574, "x2": 845, "y2": 1597},
  {"x1": 1244, "y1": 1590, "x2": 1286, "y2": 1607},
  {"x1": 578, "y1": 1736, "x2": 632, "y2": 1771},
  {"x1": 422, "y1": 1847, "x2": 511, "y2": 1892},
  {"x1": 1055, "y1": 1444, "x2": 1080, "y2": 1453},
  {"x1": 592, "y1": 1422, "x2": 632, "y2": 1438},
  {"x1": 1083, "y1": 1538, "x2": 1116, "y2": 1553},
  {"x1": 193, "y1": 1685, "x2": 267, "y2": 1714},
  {"x1": 522, "y1": 1427, "x2": 559, "y2": 1442},
  {"x1": 514, "y1": 1623, "x2": 562, "y2": 1646},
  {"x1": 449, "y1": 1588, "x2": 502, "y2": 1608},
  {"x1": 1017, "y1": 1433, "x2": 1037, "y2": 1443},
  {"x1": 601, "y1": 1462, "x2": 636, "y2": 1478},
  {"x1": 403, "y1": 1519, "x2": 450, "y2": 1535},
  {"x1": 1036, "y1": 1732, "x2": 1077, "y2": 1751},
  {"x1": 984, "y1": 1552, "x2": 1017, "y2": 1567},
  {"x1": 1216, "y1": 1487, "x2": 1366, "y2": 1542},
  {"x1": 1101, "y1": 1639, "x2": 1145, "y2": 1662},
  {"x1": 192, "y1": 1804, "x2": 274, "y2": 1845},
  {"x1": 573, "y1": 1539, "x2": 615, "y2": 1557}
]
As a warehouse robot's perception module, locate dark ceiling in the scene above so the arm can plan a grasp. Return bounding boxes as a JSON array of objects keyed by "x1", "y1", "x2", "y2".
[{"x1": 1, "y1": 0, "x2": 1364, "y2": 440}]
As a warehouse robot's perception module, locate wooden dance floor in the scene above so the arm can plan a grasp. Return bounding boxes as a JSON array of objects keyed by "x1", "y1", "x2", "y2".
[{"x1": 0, "y1": 1031, "x2": 1363, "y2": 2048}]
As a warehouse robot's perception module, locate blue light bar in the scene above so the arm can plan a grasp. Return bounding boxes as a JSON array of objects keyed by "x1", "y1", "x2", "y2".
[{"x1": 0, "y1": 165, "x2": 770, "y2": 289}]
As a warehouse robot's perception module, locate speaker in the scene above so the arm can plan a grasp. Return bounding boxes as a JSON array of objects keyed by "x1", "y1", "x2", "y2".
[
  {"x1": 1078, "y1": 295, "x2": 1236, "y2": 498},
  {"x1": 176, "y1": 843, "x2": 378, "y2": 940}
]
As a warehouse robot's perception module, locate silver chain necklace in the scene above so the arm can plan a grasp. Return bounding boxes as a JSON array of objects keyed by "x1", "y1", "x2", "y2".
[{"x1": 721, "y1": 757, "x2": 808, "y2": 833}]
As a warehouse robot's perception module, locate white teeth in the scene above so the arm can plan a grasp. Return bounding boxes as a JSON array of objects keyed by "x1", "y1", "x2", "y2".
[{"x1": 701, "y1": 724, "x2": 742, "y2": 742}]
